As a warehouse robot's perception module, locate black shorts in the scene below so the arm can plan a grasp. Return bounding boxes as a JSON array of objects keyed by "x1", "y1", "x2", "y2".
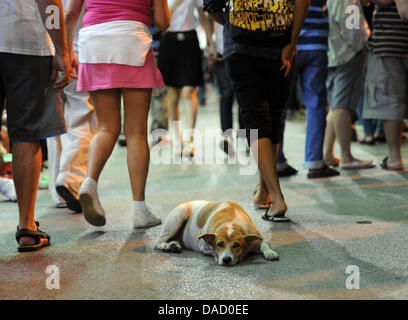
[
  {"x1": 0, "y1": 53, "x2": 66, "y2": 142},
  {"x1": 158, "y1": 30, "x2": 204, "y2": 88},
  {"x1": 224, "y1": 53, "x2": 289, "y2": 145}
]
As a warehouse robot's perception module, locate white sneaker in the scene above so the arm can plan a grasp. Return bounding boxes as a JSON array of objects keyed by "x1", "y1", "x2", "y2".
[
  {"x1": 79, "y1": 178, "x2": 106, "y2": 226},
  {"x1": 0, "y1": 177, "x2": 17, "y2": 202},
  {"x1": 133, "y1": 207, "x2": 161, "y2": 228}
]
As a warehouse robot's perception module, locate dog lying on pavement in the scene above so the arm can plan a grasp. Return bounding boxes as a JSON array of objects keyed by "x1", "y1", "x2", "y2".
[{"x1": 155, "y1": 200, "x2": 279, "y2": 266}]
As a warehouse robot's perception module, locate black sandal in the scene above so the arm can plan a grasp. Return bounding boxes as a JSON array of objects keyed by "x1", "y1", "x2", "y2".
[
  {"x1": 15, "y1": 221, "x2": 51, "y2": 252},
  {"x1": 261, "y1": 208, "x2": 290, "y2": 222}
]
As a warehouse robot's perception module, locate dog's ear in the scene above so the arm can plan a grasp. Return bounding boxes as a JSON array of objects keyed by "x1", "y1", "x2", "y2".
[
  {"x1": 198, "y1": 233, "x2": 216, "y2": 245},
  {"x1": 244, "y1": 234, "x2": 263, "y2": 245}
]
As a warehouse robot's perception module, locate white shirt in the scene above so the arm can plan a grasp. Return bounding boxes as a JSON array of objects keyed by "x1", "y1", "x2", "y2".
[
  {"x1": 0, "y1": 0, "x2": 52, "y2": 56},
  {"x1": 167, "y1": 0, "x2": 203, "y2": 32}
]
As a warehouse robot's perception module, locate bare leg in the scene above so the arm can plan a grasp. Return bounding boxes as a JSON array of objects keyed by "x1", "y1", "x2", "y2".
[
  {"x1": 253, "y1": 144, "x2": 278, "y2": 206},
  {"x1": 88, "y1": 89, "x2": 122, "y2": 182},
  {"x1": 13, "y1": 142, "x2": 44, "y2": 246},
  {"x1": 122, "y1": 88, "x2": 152, "y2": 201},
  {"x1": 323, "y1": 110, "x2": 338, "y2": 164},
  {"x1": 383, "y1": 120, "x2": 404, "y2": 166},
  {"x1": 166, "y1": 86, "x2": 182, "y2": 146},
  {"x1": 181, "y1": 86, "x2": 198, "y2": 143},
  {"x1": 251, "y1": 138, "x2": 287, "y2": 217},
  {"x1": 332, "y1": 108, "x2": 354, "y2": 163}
]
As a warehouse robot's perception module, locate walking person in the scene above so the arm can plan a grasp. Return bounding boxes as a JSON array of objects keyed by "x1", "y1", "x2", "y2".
[
  {"x1": 48, "y1": 1, "x2": 97, "y2": 213},
  {"x1": 323, "y1": 0, "x2": 375, "y2": 170},
  {"x1": 65, "y1": 0, "x2": 170, "y2": 227},
  {"x1": 0, "y1": 0, "x2": 71, "y2": 251},
  {"x1": 210, "y1": 23, "x2": 237, "y2": 156},
  {"x1": 159, "y1": 0, "x2": 214, "y2": 157},
  {"x1": 363, "y1": 0, "x2": 408, "y2": 171},
  {"x1": 293, "y1": 0, "x2": 340, "y2": 179},
  {"x1": 205, "y1": 0, "x2": 309, "y2": 221}
]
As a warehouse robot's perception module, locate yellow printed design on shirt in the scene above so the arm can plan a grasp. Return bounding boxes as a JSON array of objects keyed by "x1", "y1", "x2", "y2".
[{"x1": 229, "y1": 0, "x2": 294, "y2": 32}]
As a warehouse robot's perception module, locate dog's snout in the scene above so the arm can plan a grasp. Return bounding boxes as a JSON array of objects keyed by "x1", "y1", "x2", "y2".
[{"x1": 223, "y1": 257, "x2": 232, "y2": 264}]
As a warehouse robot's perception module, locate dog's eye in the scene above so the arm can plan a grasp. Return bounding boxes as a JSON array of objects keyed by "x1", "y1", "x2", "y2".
[
  {"x1": 217, "y1": 241, "x2": 224, "y2": 248},
  {"x1": 232, "y1": 242, "x2": 240, "y2": 248}
]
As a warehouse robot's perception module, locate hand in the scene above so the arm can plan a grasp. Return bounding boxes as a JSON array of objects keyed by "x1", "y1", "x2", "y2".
[
  {"x1": 51, "y1": 52, "x2": 72, "y2": 90},
  {"x1": 207, "y1": 45, "x2": 222, "y2": 62},
  {"x1": 280, "y1": 43, "x2": 297, "y2": 77},
  {"x1": 70, "y1": 54, "x2": 79, "y2": 80}
]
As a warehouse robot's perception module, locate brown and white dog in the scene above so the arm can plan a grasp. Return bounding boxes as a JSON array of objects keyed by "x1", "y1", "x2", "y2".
[{"x1": 155, "y1": 201, "x2": 279, "y2": 265}]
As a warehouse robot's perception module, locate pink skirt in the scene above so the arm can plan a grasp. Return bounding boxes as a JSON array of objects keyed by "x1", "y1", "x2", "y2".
[{"x1": 77, "y1": 49, "x2": 164, "y2": 92}]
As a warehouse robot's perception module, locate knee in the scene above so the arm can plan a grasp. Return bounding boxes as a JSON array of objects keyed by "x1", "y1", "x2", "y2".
[
  {"x1": 124, "y1": 124, "x2": 148, "y2": 139},
  {"x1": 181, "y1": 88, "x2": 196, "y2": 100},
  {"x1": 98, "y1": 124, "x2": 121, "y2": 141}
]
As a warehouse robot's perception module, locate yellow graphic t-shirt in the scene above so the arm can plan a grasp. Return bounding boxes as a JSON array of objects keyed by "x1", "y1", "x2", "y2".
[{"x1": 229, "y1": 0, "x2": 294, "y2": 32}]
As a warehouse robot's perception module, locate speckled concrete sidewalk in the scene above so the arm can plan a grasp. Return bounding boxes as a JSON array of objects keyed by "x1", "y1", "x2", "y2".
[{"x1": 1, "y1": 89, "x2": 408, "y2": 300}]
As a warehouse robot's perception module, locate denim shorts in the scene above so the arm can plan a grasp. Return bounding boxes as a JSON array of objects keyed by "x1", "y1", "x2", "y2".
[
  {"x1": 326, "y1": 51, "x2": 367, "y2": 112},
  {"x1": 0, "y1": 53, "x2": 66, "y2": 142}
]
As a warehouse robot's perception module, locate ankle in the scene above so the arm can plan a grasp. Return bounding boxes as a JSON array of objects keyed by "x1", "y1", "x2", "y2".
[
  {"x1": 19, "y1": 221, "x2": 37, "y2": 231},
  {"x1": 133, "y1": 200, "x2": 148, "y2": 212}
]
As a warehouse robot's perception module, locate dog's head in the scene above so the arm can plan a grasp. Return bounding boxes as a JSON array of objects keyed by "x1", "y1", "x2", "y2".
[{"x1": 198, "y1": 227, "x2": 263, "y2": 266}]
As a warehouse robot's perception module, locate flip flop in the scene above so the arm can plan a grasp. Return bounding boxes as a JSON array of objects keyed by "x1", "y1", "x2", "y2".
[
  {"x1": 261, "y1": 208, "x2": 290, "y2": 222},
  {"x1": 15, "y1": 221, "x2": 50, "y2": 252},
  {"x1": 380, "y1": 157, "x2": 405, "y2": 171},
  {"x1": 340, "y1": 159, "x2": 375, "y2": 170}
]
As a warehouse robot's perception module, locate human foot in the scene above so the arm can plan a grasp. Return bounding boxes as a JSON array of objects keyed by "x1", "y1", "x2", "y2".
[
  {"x1": 340, "y1": 158, "x2": 375, "y2": 170},
  {"x1": 16, "y1": 221, "x2": 50, "y2": 252},
  {"x1": 324, "y1": 157, "x2": 340, "y2": 167},
  {"x1": 133, "y1": 207, "x2": 161, "y2": 228},
  {"x1": 380, "y1": 157, "x2": 405, "y2": 171},
  {"x1": 261, "y1": 201, "x2": 289, "y2": 222},
  {"x1": 79, "y1": 178, "x2": 106, "y2": 226},
  {"x1": 253, "y1": 184, "x2": 271, "y2": 209}
]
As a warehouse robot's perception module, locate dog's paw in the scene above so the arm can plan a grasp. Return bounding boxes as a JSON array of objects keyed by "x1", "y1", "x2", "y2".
[
  {"x1": 262, "y1": 248, "x2": 279, "y2": 261},
  {"x1": 155, "y1": 241, "x2": 182, "y2": 253}
]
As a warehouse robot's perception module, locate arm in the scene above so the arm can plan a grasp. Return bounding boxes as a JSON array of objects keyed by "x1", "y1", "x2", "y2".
[
  {"x1": 35, "y1": 0, "x2": 71, "y2": 89},
  {"x1": 208, "y1": 12, "x2": 225, "y2": 25},
  {"x1": 395, "y1": 0, "x2": 408, "y2": 21},
  {"x1": 197, "y1": 7, "x2": 216, "y2": 53},
  {"x1": 64, "y1": 0, "x2": 84, "y2": 74},
  {"x1": 153, "y1": 0, "x2": 171, "y2": 31},
  {"x1": 281, "y1": 0, "x2": 310, "y2": 76}
]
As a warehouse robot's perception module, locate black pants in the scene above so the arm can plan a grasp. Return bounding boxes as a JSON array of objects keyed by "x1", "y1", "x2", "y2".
[
  {"x1": 213, "y1": 60, "x2": 236, "y2": 136},
  {"x1": 224, "y1": 53, "x2": 289, "y2": 144}
]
